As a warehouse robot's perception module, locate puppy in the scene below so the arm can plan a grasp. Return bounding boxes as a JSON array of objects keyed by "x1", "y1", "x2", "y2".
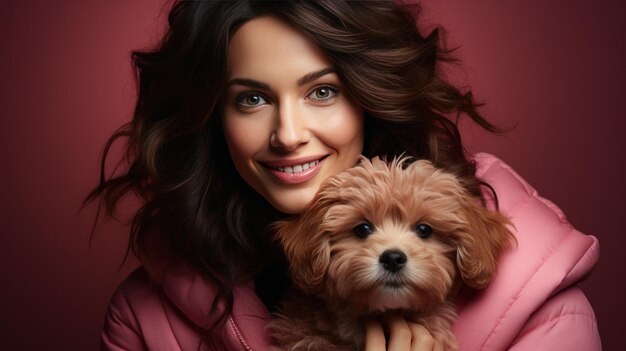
[{"x1": 268, "y1": 156, "x2": 513, "y2": 350}]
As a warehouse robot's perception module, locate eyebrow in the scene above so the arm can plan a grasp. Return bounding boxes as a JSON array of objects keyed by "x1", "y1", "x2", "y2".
[
  {"x1": 227, "y1": 67, "x2": 337, "y2": 90},
  {"x1": 297, "y1": 67, "x2": 337, "y2": 86},
  {"x1": 227, "y1": 78, "x2": 269, "y2": 90}
]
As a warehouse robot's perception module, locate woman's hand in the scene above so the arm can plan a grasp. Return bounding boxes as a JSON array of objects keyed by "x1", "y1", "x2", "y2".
[{"x1": 365, "y1": 314, "x2": 443, "y2": 351}]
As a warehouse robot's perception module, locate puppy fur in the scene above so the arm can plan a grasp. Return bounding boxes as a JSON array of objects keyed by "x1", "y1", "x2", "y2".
[{"x1": 268, "y1": 156, "x2": 514, "y2": 350}]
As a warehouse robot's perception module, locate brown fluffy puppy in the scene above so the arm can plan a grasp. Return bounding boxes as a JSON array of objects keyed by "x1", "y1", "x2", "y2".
[{"x1": 268, "y1": 157, "x2": 514, "y2": 350}]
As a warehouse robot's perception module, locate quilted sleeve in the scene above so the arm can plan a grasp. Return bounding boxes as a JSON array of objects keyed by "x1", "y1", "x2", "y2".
[{"x1": 508, "y1": 287, "x2": 601, "y2": 350}]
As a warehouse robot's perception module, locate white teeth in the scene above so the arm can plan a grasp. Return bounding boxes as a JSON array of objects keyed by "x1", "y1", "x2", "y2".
[{"x1": 275, "y1": 160, "x2": 319, "y2": 173}]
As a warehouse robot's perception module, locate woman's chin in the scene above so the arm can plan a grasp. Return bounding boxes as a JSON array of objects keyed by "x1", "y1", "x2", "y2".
[{"x1": 267, "y1": 189, "x2": 317, "y2": 215}]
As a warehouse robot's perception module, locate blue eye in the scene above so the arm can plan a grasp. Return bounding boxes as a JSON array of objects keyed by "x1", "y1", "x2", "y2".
[
  {"x1": 415, "y1": 224, "x2": 432, "y2": 239},
  {"x1": 237, "y1": 93, "x2": 268, "y2": 108},
  {"x1": 307, "y1": 85, "x2": 337, "y2": 101},
  {"x1": 354, "y1": 223, "x2": 373, "y2": 239}
]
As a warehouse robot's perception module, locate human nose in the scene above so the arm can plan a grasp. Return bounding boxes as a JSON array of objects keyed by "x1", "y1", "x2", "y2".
[{"x1": 269, "y1": 100, "x2": 310, "y2": 152}]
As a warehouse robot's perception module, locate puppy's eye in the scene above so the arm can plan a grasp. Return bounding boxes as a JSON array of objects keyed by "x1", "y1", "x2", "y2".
[
  {"x1": 415, "y1": 223, "x2": 432, "y2": 239},
  {"x1": 354, "y1": 223, "x2": 373, "y2": 239}
]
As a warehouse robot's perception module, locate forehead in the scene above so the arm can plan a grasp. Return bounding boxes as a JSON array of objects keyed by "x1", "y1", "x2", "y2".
[{"x1": 227, "y1": 16, "x2": 333, "y2": 81}]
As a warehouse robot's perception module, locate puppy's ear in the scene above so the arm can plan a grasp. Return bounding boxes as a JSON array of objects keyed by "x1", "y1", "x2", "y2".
[
  {"x1": 272, "y1": 193, "x2": 335, "y2": 295},
  {"x1": 456, "y1": 199, "x2": 515, "y2": 289}
]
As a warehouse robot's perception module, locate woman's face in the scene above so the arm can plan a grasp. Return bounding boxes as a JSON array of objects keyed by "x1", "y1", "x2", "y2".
[{"x1": 222, "y1": 16, "x2": 364, "y2": 214}]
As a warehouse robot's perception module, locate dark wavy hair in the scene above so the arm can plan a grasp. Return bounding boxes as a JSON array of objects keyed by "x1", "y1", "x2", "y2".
[{"x1": 84, "y1": 0, "x2": 506, "y2": 342}]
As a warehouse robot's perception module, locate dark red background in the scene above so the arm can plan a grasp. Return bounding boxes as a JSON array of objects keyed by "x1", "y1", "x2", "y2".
[{"x1": 1, "y1": 1, "x2": 624, "y2": 349}]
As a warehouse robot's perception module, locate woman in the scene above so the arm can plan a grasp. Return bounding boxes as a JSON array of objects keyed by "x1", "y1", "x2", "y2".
[{"x1": 87, "y1": 1, "x2": 600, "y2": 350}]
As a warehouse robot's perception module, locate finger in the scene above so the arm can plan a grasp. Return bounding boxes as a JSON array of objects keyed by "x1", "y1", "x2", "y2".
[
  {"x1": 384, "y1": 314, "x2": 412, "y2": 351},
  {"x1": 364, "y1": 319, "x2": 386, "y2": 351},
  {"x1": 408, "y1": 323, "x2": 434, "y2": 351},
  {"x1": 432, "y1": 337, "x2": 444, "y2": 351}
]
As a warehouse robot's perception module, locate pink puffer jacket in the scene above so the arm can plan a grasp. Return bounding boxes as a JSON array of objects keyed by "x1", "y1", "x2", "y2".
[{"x1": 101, "y1": 153, "x2": 601, "y2": 350}]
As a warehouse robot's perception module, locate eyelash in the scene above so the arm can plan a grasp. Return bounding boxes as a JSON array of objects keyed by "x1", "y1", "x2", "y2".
[
  {"x1": 307, "y1": 85, "x2": 339, "y2": 102},
  {"x1": 234, "y1": 84, "x2": 340, "y2": 110},
  {"x1": 235, "y1": 92, "x2": 268, "y2": 110}
]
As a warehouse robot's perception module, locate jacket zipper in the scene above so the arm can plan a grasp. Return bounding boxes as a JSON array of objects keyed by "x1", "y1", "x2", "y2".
[{"x1": 228, "y1": 315, "x2": 253, "y2": 351}]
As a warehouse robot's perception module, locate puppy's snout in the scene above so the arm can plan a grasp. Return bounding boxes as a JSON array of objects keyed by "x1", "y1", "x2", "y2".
[{"x1": 379, "y1": 250, "x2": 407, "y2": 273}]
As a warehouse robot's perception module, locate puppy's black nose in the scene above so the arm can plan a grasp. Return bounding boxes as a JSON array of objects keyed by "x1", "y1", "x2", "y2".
[{"x1": 379, "y1": 250, "x2": 407, "y2": 273}]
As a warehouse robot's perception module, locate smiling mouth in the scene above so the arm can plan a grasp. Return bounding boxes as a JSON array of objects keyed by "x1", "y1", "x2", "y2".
[
  {"x1": 261, "y1": 155, "x2": 329, "y2": 184},
  {"x1": 270, "y1": 159, "x2": 320, "y2": 173},
  {"x1": 264, "y1": 155, "x2": 329, "y2": 174}
]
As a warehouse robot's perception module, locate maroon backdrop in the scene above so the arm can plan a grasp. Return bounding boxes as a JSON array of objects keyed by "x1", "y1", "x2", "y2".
[{"x1": 1, "y1": 1, "x2": 623, "y2": 349}]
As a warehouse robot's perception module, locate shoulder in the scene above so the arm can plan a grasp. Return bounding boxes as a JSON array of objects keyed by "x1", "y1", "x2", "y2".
[
  {"x1": 471, "y1": 152, "x2": 599, "y2": 270},
  {"x1": 472, "y1": 152, "x2": 599, "y2": 270},
  {"x1": 101, "y1": 264, "x2": 274, "y2": 351},
  {"x1": 101, "y1": 267, "x2": 205, "y2": 350},
  {"x1": 473, "y1": 152, "x2": 549, "y2": 215},
  {"x1": 101, "y1": 268, "x2": 157, "y2": 350},
  {"x1": 453, "y1": 152, "x2": 600, "y2": 350}
]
